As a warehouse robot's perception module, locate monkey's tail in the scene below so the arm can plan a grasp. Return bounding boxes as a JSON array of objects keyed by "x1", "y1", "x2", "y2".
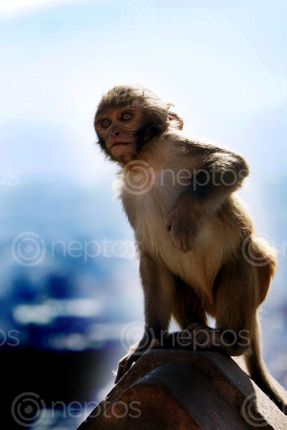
[{"x1": 244, "y1": 321, "x2": 287, "y2": 415}]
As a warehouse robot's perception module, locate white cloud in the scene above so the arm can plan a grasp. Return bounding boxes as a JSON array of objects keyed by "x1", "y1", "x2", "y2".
[{"x1": 0, "y1": 0, "x2": 92, "y2": 18}]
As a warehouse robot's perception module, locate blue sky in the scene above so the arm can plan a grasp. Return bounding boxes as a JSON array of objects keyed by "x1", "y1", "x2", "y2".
[{"x1": 1, "y1": 0, "x2": 287, "y2": 236}]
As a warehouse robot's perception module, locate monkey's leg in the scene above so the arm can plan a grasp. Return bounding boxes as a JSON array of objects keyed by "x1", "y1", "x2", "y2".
[
  {"x1": 214, "y1": 256, "x2": 287, "y2": 414},
  {"x1": 213, "y1": 257, "x2": 258, "y2": 356},
  {"x1": 162, "y1": 277, "x2": 210, "y2": 349},
  {"x1": 172, "y1": 276, "x2": 208, "y2": 329},
  {"x1": 115, "y1": 252, "x2": 175, "y2": 383}
]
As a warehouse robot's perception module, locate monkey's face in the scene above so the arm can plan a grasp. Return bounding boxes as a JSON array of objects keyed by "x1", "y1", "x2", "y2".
[{"x1": 95, "y1": 107, "x2": 143, "y2": 164}]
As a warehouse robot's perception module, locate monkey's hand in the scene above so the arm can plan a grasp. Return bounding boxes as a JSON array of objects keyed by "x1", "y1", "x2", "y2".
[
  {"x1": 166, "y1": 198, "x2": 201, "y2": 252},
  {"x1": 114, "y1": 334, "x2": 161, "y2": 383}
]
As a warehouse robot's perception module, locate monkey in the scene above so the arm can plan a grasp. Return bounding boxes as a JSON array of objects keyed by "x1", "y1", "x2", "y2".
[{"x1": 94, "y1": 84, "x2": 287, "y2": 413}]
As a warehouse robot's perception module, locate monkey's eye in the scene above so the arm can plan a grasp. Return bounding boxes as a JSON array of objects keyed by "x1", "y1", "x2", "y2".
[
  {"x1": 100, "y1": 119, "x2": 111, "y2": 128},
  {"x1": 121, "y1": 112, "x2": 133, "y2": 121}
]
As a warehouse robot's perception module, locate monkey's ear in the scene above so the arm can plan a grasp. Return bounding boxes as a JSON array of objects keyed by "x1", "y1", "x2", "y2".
[
  {"x1": 136, "y1": 124, "x2": 163, "y2": 144},
  {"x1": 168, "y1": 112, "x2": 184, "y2": 130}
]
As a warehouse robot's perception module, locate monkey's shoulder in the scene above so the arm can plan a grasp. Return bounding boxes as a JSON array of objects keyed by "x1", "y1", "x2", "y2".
[{"x1": 162, "y1": 130, "x2": 229, "y2": 159}]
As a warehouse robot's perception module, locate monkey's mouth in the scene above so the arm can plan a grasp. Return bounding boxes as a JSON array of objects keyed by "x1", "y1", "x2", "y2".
[{"x1": 110, "y1": 141, "x2": 133, "y2": 149}]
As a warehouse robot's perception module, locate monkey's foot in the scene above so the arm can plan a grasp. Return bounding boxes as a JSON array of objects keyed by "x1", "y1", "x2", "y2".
[
  {"x1": 164, "y1": 324, "x2": 248, "y2": 356},
  {"x1": 115, "y1": 338, "x2": 161, "y2": 383},
  {"x1": 162, "y1": 323, "x2": 214, "y2": 351}
]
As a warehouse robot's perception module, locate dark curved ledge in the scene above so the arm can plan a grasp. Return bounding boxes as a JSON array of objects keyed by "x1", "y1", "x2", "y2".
[{"x1": 78, "y1": 350, "x2": 287, "y2": 430}]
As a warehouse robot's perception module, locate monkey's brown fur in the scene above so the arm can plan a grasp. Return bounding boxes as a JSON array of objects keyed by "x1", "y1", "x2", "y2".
[{"x1": 94, "y1": 85, "x2": 286, "y2": 413}]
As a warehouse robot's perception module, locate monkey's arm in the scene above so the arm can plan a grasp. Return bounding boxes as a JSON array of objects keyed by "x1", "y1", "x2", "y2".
[
  {"x1": 167, "y1": 141, "x2": 249, "y2": 252},
  {"x1": 115, "y1": 251, "x2": 175, "y2": 382},
  {"x1": 190, "y1": 146, "x2": 249, "y2": 204}
]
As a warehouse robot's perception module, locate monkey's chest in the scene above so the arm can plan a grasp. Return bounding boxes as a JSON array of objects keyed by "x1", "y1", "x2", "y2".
[{"x1": 133, "y1": 181, "x2": 223, "y2": 298}]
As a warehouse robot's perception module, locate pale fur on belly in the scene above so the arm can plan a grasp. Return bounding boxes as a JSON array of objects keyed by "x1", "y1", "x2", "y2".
[{"x1": 135, "y1": 200, "x2": 225, "y2": 304}]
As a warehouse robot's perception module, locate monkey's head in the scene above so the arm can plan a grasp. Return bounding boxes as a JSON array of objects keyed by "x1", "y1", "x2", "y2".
[{"x1": 94, "y1": 85, "x2": 183, "y2": 164}]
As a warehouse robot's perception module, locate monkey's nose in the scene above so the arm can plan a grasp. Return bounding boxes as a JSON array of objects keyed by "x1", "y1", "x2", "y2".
[{"x1": 109, "y1": 129, "x2": 121, "y2": 138}]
